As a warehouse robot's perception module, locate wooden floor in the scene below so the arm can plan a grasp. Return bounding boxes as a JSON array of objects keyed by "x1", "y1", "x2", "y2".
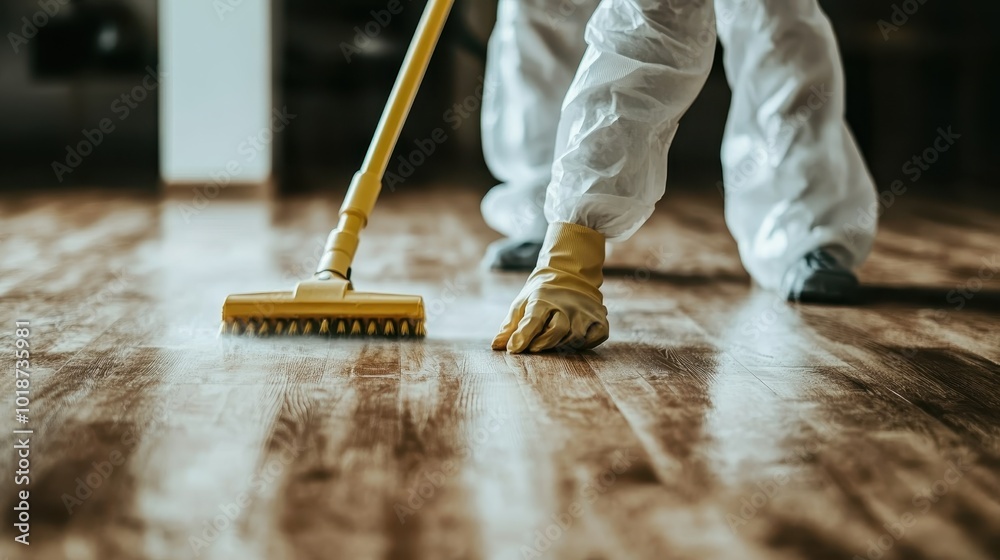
[{"x1": 1, "y1": 184, "x2": 998, "y2": 560}]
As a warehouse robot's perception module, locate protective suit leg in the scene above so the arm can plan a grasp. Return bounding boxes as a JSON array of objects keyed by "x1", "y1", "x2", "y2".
[
  {"x1": 544, "y1": 0, "x2": 718, "y2": 240},
  {"x1": 480, "y1": 0, "x2": 600, "y2": 260},
  {"x1": 715, "y1": 0, "x2": 877, "y2": 293}
]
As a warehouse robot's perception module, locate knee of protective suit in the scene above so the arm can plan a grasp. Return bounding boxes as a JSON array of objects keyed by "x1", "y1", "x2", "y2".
[
  {"x1": 481, "y1": 182, "x2": 549, "y2": 241},
  {"x1": 584, "y1": 0, "x2": 717, "y2": 71}
]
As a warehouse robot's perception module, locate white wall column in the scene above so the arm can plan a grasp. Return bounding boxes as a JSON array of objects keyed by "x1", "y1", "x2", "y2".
[{"x1": 159, "y1": 0, "x2": 273, "y2": 187}]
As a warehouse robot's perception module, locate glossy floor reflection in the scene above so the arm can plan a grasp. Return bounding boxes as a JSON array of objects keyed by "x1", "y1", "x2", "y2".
[{"x1": 0, "y1": 185, "x2": 998, "y2": 560}]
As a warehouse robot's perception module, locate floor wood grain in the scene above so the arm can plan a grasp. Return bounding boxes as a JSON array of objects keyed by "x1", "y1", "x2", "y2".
[{"x1": 0, "y1": 183, "x2": 998, "y2": 560}]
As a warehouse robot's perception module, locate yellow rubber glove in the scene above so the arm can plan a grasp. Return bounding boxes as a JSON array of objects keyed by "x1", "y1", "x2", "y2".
[{"x1": 492, "y1": 222, "x2": 609, "y2": 354}]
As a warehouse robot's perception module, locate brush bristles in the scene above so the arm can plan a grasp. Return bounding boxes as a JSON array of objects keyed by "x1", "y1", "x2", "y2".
[{"x1": 221, "y1": 318, "x2": 425, "y2": 338}]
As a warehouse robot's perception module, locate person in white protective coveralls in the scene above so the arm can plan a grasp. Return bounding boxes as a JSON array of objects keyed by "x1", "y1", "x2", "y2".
[{"x1": 483, "y1": 0, "x2": 878, "y2": 354}]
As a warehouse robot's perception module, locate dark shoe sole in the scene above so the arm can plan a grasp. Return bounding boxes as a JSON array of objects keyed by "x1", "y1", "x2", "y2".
[
  {"x1": 788, "y1": 269, "x2": 860, "y2": 304},
  {"x1": 483, "y1": 240, "x2": 543, "y2": 271}
]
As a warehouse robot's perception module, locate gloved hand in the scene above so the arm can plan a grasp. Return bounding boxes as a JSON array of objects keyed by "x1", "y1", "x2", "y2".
[{"x1": 492, "y1": 222, "x2": 609, "y2": 353}]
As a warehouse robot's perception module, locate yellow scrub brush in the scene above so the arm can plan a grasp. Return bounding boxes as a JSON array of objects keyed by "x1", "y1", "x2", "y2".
[{"x1": 221, "y1": 0, "x2": 456, "y2": 337}]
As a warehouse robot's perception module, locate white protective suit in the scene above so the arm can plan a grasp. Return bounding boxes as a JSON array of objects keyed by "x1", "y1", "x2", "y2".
[{"x1": 481, "y1": 0, "x2": 877, "y2": 290}]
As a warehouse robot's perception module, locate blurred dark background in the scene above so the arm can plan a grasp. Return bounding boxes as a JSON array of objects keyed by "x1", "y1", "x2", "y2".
[
  {"x1": 0, "y1": 0, "x2": 158, "y2": 187},
  {"x1": 1, "y1": 0, "x2": 998, "y2": 196}
]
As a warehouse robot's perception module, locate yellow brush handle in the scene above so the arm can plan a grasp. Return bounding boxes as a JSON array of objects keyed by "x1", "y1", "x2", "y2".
[{"x1": 317, "y1": 0, "x2": 456, "y2": 279}]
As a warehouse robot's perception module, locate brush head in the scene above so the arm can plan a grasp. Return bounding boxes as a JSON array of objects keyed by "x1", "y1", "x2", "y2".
[{"x1": 221, "y1": 277, "x2": 425, "y2": 338}]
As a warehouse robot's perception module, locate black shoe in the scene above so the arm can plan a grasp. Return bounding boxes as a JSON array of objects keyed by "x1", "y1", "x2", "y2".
[
  {"x1": 781, "y1": 248, "x2": 859, "y2": 304},
  {"x1": 482, "y1": 238, "x2": 543, "y2": 271}
]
